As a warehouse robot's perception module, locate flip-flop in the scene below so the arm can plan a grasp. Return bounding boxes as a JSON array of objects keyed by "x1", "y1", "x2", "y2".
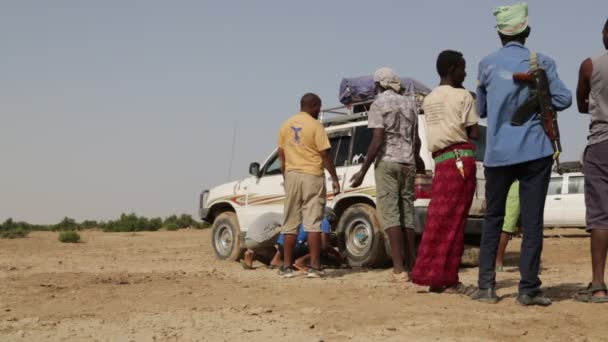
[{"x1": 574, "y1": 283, "x2": 608, "y2": 303}]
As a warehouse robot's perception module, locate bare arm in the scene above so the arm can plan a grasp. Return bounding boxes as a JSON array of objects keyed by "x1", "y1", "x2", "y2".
[
  {"x1": 467, "y1": 124, "x2": 480, "y2": 140},
  {"x1": 350, "y1": 128, "x2": 384, "y2": 187},
  {"x1": 361, "y1": 129, "x2": 384, "y2": 175},
  {"x1": 577, "y1": 58, "x2": 593, "y2": 114},
  {"x1": 414, "y1": 129, "x2": 426, "y2": 174}
]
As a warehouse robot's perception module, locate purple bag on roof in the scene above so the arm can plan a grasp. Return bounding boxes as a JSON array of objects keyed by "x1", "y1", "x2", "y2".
[{"x1": 339, "y1": 75, "x2": 431, "y2": 105}]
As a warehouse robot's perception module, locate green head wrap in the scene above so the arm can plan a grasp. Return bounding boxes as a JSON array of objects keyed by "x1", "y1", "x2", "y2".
[{"x1": 494, "y1": 2, "x2": 529, "y2": 36}]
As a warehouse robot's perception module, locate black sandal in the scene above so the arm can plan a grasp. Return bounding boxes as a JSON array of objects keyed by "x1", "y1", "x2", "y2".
[{"x1": 574, "y1": 283, "x2": 608, "y2": 303}]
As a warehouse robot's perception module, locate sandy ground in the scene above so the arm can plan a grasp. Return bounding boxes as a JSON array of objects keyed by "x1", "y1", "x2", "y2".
[{"x1": 0, "y1": 229, "x2": 606, "y2": 342}]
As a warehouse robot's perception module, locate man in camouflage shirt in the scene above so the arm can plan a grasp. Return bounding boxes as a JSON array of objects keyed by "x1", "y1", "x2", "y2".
[{"x1": 351, "y1": 67, "x2": 421, "y2": 282}]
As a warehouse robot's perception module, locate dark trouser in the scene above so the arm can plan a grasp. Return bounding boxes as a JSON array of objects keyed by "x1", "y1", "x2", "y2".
[{"x1": 478, "y1": 156, "x2": 552, "y2": 296}]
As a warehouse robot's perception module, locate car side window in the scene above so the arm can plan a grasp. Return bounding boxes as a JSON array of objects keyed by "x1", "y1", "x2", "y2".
[
  {"x1": 567, "y1": 176, "x2": 584, "y2": 194},
  {"x1": 547, "y1": 177, "x2": 563, "y2": 196},
  {"x1": 329, "y1": 131, "x2": 352, "y2": 167},
  {"x1": 263, "y1": 155, "x2": 282, "y2": 176},
  {"x1": 351, "y1": 126, "x2": 373, "y2": 165}
]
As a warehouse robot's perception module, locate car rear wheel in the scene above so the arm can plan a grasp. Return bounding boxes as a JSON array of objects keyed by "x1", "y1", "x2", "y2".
[
  {"x1": 338, "y1": 203, "x2": 387, "y2": 267},
  {"x1": 211, "y1": 212, "x2": 242, "y2": 261}
]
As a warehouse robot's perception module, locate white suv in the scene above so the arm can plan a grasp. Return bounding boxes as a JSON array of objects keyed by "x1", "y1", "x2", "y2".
[
  {"x1": 199, "y1": 104, "x2": 487, "y2": 267},
  {"x1": 544, "y1": 172, "x2": 586, "y2": 228}
]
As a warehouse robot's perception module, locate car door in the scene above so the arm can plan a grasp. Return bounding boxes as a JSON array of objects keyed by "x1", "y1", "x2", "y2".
[
  {"x1": 237, "y1": 152, "x2": 285, "y2": 231},
  {"x1": 562, "y1": 174, "x2": 586, "y2": 227},
  {"x1": 326, "y1": 128, "x2": 353, "y2": 204},
  {"x1": 544, "y1": 176, "x2": 565, "y2": 227},
  {"x1": 341, "y1": 124, "x2": 376, "y2": 198}
]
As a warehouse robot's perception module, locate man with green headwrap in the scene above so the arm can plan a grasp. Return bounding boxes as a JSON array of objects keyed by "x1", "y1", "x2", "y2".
[{"x1": 470, "y1": 2, "x2": 572, "y2": 306}]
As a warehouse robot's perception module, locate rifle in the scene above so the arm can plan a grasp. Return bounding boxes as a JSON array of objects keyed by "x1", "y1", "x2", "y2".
[{"x1": 512, "y1": 64, "x2": 563, "y2": 174}]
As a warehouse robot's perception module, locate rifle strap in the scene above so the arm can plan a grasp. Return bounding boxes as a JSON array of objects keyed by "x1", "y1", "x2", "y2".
[{"x1": 529, "y1": 52, "x2": 539, "y2": 71}]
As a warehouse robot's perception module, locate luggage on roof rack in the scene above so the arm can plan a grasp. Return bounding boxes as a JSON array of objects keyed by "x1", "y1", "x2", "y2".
[{"x1": 338, "y1": 75, "x2": 431, "y2": 106}]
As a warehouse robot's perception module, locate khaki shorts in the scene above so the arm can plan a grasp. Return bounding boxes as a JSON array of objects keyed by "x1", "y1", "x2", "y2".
[
  {"x1": 282, "y1": 171, "x2": 326, "y2": 234},
  {"x1": 375, "y1": 161, "x2": 415, "y2": 230}
]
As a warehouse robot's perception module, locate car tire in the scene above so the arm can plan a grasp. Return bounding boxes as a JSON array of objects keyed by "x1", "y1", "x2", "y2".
[
  {"x1": 338, "y1": 203, "x2": 387, "y2": 267},
  {"x1": 211, "y1": 212, "x2": 242, "y2": 261}
]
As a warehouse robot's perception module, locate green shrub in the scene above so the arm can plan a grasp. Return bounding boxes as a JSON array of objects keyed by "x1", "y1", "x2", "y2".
[
  {"x1": 54, "y1": 217, "x2": 80, "y2": 231},
  {"x1": 164, "y1": 222, "x2": 179, "y2": 231},
  {"x1": 80, "y1": 220, "x2": 98, "y2": 229},
  {"x1": 164, "y1": 214, "x2": 205, "y2": 229},
  {"x1": 0, "y1": 219, "x2": 31, "y2": 239},
  {"x1": 58, "y1": 231, "x2": 81, "y2": 243},
  {"x1": 1, "y1": 227, "x2": 29, "y2": 239},
  {"x1": 102, "y1": 213, "x2": 162, "y2": 232}
]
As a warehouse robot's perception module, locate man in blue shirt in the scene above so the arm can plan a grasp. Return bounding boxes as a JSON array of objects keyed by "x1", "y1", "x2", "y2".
[{"x1": 470, "y1": 3, "x2": 572, "y2": 306}]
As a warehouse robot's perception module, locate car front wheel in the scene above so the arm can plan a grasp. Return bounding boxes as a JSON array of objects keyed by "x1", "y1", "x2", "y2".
[
  {"x1": 211, "y1": 212, "x2": 242, "y2": 261},
  {"x1": 338, "y1": 203, "x2": 387, "y2": 267}
]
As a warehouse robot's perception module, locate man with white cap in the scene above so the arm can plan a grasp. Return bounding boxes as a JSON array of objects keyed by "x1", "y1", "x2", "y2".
[
  {"x1": 470, "y1": 2, "x2": 572, "y2": 306},
  {"x1": 350, "y1": 67, "x2": 420, "y2": 282}
]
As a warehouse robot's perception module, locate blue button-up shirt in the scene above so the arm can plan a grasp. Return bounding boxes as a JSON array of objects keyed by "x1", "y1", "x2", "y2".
[{"x1": 477, "y1": 42, "x2": 572, "y2": 167}]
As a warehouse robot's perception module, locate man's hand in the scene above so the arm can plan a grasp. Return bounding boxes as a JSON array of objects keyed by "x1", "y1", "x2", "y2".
[
  {"x1": 350, "y1": 171, "x2": 365, "y2": 188},
  {"x1": 332, "y1": 179, "x2": 341, "y2": 195}
]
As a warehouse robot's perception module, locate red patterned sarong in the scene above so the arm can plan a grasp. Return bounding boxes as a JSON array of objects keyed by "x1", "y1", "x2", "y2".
[{"x1": 411, "y1": 143, "x2": 477, "y2": 288}]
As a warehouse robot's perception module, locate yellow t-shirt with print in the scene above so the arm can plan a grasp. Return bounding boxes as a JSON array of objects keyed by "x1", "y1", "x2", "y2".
[{"x1": 278, "y1": 112, "x2": 331, "y2": 176}]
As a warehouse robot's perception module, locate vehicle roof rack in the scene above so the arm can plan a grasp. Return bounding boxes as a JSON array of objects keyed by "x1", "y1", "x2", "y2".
[{"x1": 320, "y1": 100, "x2": 373, "y2": 127}]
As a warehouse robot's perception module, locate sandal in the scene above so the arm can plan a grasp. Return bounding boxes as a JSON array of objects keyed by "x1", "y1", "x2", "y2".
[{"x1": 574, "y1": 283, "x2": 608, "y2": 303}]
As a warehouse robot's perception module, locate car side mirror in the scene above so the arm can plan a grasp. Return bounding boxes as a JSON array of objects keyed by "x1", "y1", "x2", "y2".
[{"x1": 249, "y1": 162, "x2": 261, "y2": 177}]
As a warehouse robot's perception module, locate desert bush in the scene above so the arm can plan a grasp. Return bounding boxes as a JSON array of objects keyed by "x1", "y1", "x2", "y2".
[
  {"x1": 80, "y1": 220, "x2": 99, "y2": 229},
  {"x1": 164, "y1": 214, "x2": 205, "y2": 229},
  {"x1": 54, "y1": 217, "x2": 80, "y2": 231},
  {"x1": 0, "y1": 219, "x2": 31, "y2": 239},
  {"x1": 103, "y1": 213, "x2": 162, "y2": 232},
  {"x1": 164, "y1": 222, "x2": 179, "y2": 231},
  {"x1": 58, "y1": 230, "x2": 81, "y2": 243}
]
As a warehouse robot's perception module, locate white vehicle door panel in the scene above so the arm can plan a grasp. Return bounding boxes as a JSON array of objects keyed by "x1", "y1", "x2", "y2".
[
  {"x1": 326, "y1": 129, "x2": 352, "y2": 206},
  {"x1": 238, "y1": 154, "x2": 285, "y2": 232},
  {"x1": 563, "y1": 175, "x2": 586, "y2": 227},
  {"x1": 544, "y1": 176, "x2": 565, "y2": 227}
]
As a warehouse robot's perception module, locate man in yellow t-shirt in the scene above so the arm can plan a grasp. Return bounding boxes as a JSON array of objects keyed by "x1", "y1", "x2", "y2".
[{"x1": 277, "y1": 93, "x2": 340, "y2": 278}]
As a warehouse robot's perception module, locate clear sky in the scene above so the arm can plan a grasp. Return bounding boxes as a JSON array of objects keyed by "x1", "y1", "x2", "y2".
[{"x1": 1, "y1": 1, "x2": 606, "y2": 224}]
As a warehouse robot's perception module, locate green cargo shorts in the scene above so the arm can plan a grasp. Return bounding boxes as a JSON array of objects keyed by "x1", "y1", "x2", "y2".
[{"x1": 374, "y1": 160, "x2": 415, "y2": 230}]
